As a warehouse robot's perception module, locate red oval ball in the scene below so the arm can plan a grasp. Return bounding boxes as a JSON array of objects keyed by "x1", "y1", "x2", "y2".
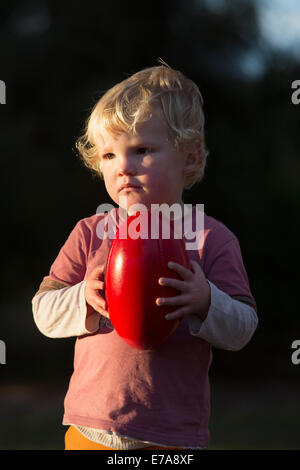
[{"x1": 105, "y1": 210, "x2": 191, "y2": 349}]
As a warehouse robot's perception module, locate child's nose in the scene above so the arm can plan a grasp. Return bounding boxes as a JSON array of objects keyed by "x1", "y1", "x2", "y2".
[{"x1": 117, "y1": 155, "x2": 137, "y2": 175}]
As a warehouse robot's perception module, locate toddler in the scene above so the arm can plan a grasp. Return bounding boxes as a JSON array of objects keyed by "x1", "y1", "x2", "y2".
[{"x1": 32, "y1": 62, "x2": 258, "y2": 450}]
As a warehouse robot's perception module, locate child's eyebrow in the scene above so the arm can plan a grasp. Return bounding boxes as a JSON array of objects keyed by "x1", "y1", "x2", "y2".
[
  {"x1": 101, "y1": 145, "x2": 113, "y2": 153},
  {"x1": 130, "y1": 138, "x2": 157, "y2": 147},
  {"x1": 100, "y1": 142, "x2": 116, "y2": 154},
  {"x1": 101, "y1": 141, "x2": 155, "y2": 153}
]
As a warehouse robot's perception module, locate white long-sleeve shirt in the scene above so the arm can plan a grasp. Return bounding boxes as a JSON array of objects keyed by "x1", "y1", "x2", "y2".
[{"x1": 32, "y1": 279, "x2": 258, "y2": 351}]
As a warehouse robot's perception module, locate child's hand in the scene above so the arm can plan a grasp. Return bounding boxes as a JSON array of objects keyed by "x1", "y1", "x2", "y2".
[
  {"x1": 85, "y1": 266, "x2": 110, "y2": 318},
  {"x1": 156, "y1": 260, "x2": 211, "y2": 322}
]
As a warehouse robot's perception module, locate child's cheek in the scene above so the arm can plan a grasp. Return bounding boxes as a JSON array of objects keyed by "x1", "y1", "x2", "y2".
[
  {"x1": 142, "y1": 155, "x2": 155, "y2": 168},
  {"x1": 141, "y1": 159, "x2": 162, "y2": 186}
]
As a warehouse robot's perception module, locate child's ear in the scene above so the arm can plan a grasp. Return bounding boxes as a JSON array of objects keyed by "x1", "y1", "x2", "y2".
[{"x1": 183, "y1": 140, "x2": 202, "y2": 176}]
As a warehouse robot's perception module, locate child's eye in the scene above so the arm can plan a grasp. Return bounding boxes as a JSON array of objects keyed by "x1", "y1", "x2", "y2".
[
  {"x1": 103, "y1": 153, "x2": 114, "y2": 159},
  {"x1": 136, "y1": 147, "x2": 150, "y2": 155}
]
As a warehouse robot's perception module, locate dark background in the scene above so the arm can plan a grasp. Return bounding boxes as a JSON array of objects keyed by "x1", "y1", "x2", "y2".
[{"x1": 1, "y1": 0, "x2": 300, "y2": 449}]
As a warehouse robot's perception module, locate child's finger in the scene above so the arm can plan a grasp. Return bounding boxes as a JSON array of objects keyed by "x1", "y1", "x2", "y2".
[
  {"x1": 158, "y1": 277, "x2": 185, "y2": 292},
  {"x1": 156, "y1": 293, "x2": 188, "y2": 307},
  {"x1": 165, "y1": 307, "x2": 187, "y2": 320},
  {"x1": 89, "y1": 298, "x2": 109, "y2": 318},
  {"x1": 168, "y1": 261, "x2": 193, "y2": 280},
  {"x1": 98, "y1": 306, "x2": 110, "y2": 318},
  {"x1": 89, "y1": 279, "x2": 105, "y2": 291},
  {"x1": 90, "y1": 293, "x2": 107, "y2": 311},
  {"x1": 90, "y1": 265, "x2": 105, "y2": 279}
]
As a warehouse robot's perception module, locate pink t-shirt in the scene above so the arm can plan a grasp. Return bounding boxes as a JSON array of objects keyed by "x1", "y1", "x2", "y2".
[{"x1": 44, "y1": 206, "x2": 256, "y2": 448}]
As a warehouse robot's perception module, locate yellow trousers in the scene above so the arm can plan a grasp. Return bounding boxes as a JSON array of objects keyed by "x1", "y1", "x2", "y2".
[{"x1": 65, "y1": 425, "x2": 183, "y2": 450}]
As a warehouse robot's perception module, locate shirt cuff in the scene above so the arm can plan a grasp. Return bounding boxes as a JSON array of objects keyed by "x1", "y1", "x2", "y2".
[
  {"x1": 32, "y1": 280, "x2": 101, "y2": 338},
  {"x1": 187, "y1": 280, "x2": 258, "y2": 350}
]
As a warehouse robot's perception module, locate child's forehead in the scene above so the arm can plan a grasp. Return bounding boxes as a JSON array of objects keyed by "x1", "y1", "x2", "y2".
[{"x1": 97, "y1": 108, "x2": 170, "y2": 147}]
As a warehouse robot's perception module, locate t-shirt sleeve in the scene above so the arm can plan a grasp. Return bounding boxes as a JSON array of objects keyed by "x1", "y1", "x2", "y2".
[
  {"x1": 203, "y1": 233, "x2": 257, "y2": 311},
  {"x1": 32, "y1": 219, "x2": 102, "y2": 338},
  {"x1": 44, "y1": 220, "x2": 88, "y2": 286},
  {"x1": 187, "y1": 224, "x2": 258, "y2": 350}
]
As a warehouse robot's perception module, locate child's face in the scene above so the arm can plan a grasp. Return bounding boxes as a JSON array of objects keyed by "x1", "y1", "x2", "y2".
[{"x1": 98, "y1": 106, "x2": 187, "y2": 214}]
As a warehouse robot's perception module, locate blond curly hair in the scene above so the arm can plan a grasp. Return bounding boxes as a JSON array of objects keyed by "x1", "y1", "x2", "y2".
[{"x1": 76, "y1": 60, "x2": 209, "y2": 189}]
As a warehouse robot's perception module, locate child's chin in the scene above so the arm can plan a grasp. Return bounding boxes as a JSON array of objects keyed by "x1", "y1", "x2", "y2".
[{"x1": 119, "y1": 200, "x2": 151, "y2": 216}]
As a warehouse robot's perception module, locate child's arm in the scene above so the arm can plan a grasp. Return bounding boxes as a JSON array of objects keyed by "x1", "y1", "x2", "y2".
[
  {"x1": 32, "y1": 215, "x2": 112, "y2": 338},
  {"x1": 157, "y1": 259, "x2": 258, "y2": 351},
  {"x1": 32, "y1": 282, "x2": 95, "y2": 338},
  {"x1": 32, "y1": 265, "x2": 109, "y2": 338},
  {"x1": 187, "y1": 280, "x2": 258, "y2": 351}
]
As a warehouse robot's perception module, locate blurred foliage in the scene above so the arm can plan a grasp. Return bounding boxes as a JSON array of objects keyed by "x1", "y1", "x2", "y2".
[{"x1": 0, "y1": 0, "x2": 300, "y2": 387}]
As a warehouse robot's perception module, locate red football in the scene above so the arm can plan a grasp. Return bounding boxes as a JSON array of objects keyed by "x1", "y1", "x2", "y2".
[{"x1": 105, "y1": 210, "x2": 191, "y2": 349}]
